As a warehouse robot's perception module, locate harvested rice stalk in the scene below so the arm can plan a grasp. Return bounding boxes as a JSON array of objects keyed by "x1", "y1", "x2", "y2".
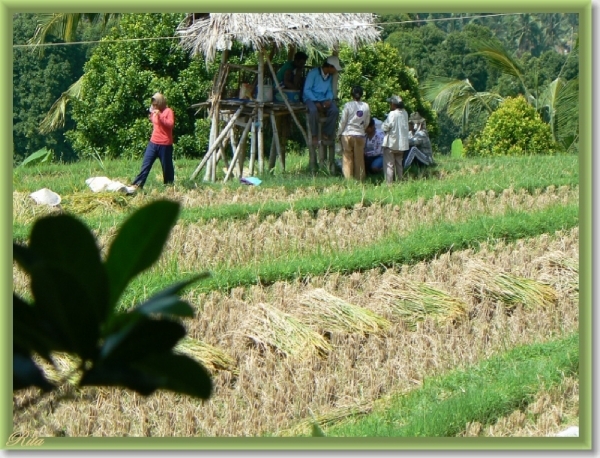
[
  {"x1": 466, "y1": 261, "x2": 558, "y2": 310},
  {"x1": 244, "y1": 303, "x2": 332, "y2": 359},
  {"x1": 279, "y1": 401, "x2": 373, "y2": 437},
  {"x1": 374, "y1": 277, "x2": 467, "y2": 330},
  {"x1": 298, "y1": 289, "x2": 391, "y2": 334},
  {"x1": 175, "y1": 337, "x2": 238, "y2": 375},
  {"x1": 534, "y1": 251, "x2": 579, "y2": 295},
  {"x1": 34, "y1": 352, "x2": 82, "y2": 386},
  {"x1": 62, "y1": 192, "x2": 129, "y2": 214}
]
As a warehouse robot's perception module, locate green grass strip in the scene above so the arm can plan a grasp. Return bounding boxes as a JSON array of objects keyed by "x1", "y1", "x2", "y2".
[
  {"x1": 323, "y1": 333, "x2": 579, "y2": 437},
  {"x1": 179, "y1": 156, "x2": 578, "y2": 223},
  {"x1": 13, "y1": 155, "x2": 578, "y2": 242},
  {"x1": 114, "y1": 202, "x2": 578, "y2": 306},
  {"x1": 193, "y1": 202, "x2": 578, "y2": 293}
]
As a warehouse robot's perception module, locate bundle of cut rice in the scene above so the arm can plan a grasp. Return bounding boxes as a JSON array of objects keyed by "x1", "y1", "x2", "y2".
[
  {"x1": 62, "y1": 192, "x2": 129, "y2": 214},
  {"x1": 466, "y1": 261, "x2": 558, "y2": 310},
  {"x1": 280, "y1": 401, "x2": 373, "y2": 437},
  {"x1": 34, "y1": 352, "x2": 82, "y2": 386},
  {"x1": 298, "y1": 289, "x2": 391, "y2": 334},
  {"x1": 175, "y1": 338, "x2": 238, "y2": 375},
  {"x1": 244, "y1": 303, "x2": 332, "y2": 359},
  {"x1": 374, "y1": 276, "x2": 467, "y2": 330},
  {"x1": 534, "y1": 251, "x2": 579, "y2": 296}
]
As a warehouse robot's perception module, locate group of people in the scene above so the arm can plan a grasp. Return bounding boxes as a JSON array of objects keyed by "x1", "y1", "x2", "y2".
[
  {"x1": 292, "y1": 53, "x2": 434, "y2": 184},
  {"x1": 336, "y1": 89, "x2": 433, "y2": 184},
  {"x1": 130, "y1": 53, "x2": 433, "y2": 189}
]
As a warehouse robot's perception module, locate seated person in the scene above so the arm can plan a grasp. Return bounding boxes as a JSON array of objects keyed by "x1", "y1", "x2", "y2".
[
  {"x1": 404, "y1": 112, "x2": 434, "y2": 170},
  {"x1": 364, "y1": 118, "x2": 384, "y2": 174},
  {"x1": 275, "y1": 51, "x2": 308, "y2": 90},
  {"x1": 303, "y1": 55, "x2": 342, "y2": 145}
]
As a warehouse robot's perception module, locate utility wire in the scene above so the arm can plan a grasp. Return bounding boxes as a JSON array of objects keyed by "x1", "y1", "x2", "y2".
[{"x1": 12, "y1": 12, "x2": 564, "y2": 49}]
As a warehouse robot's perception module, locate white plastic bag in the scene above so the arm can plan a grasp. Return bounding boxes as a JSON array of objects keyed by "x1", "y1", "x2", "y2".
[{"x1": 30, "y1": 188, "x2": 61, "y2": 207}]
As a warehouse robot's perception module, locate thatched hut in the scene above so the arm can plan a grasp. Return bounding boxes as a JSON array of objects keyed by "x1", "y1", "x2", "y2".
[{"x1": 176, "y1": 13, "x2": 380, "y2": 181}]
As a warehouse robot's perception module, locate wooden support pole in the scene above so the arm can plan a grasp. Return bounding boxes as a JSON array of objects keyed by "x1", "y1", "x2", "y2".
[
  {"x1": 190, "y1": 106, "x2": 244, "y2": 180},
  {"x1": 268, "y1": 112, "x2": 281, "y2": 171},
  {"x1": 306, "y1": 113, "x2": 317, "y2": 172},
  {"x1": 257, "y1": 52, "x2": 265, "y2": 175},
  {"x1": 264, "y1": 56, "x2": 309, "y2": 147},
  {"x1": 249, "y1": 116, "x2": 256, "y2": 176},
  {"x1": 224, "y1": 115, "x2": 253, "y2": 183},
  {"x1": 229, "y1": 126, "x2": 238, "y2": 157}
]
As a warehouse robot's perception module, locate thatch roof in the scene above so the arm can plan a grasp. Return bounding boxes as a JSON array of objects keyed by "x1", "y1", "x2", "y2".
[{"x1": 177, "y1": 13, "x2": 381, "y2": 63}]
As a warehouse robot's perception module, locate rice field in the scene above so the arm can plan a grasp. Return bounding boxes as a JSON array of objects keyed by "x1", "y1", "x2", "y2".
[{"x1": 11, "y1": 154, "x2": 580, "y2": 438}]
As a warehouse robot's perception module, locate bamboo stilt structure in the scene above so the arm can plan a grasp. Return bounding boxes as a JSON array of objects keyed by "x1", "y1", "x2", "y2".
[
  {"x1": 190, "y1": 106, "x2": 243, "y2": 180},
  {"x1": 224, "y1": 113, "x2": 254, "y2": 182}
]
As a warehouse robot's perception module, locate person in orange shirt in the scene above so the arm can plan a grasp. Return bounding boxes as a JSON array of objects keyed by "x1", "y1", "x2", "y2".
[{"x1": 130, "y1": 92, "x2": 175, "y2": 190}]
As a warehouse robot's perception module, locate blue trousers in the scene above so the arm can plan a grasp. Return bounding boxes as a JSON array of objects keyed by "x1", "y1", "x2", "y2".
[
  {"x1": 365, "y1": 155, "x2": 383, "y2": 174},
  {"x1": 132, "y1": 142, "x2": 174, "y2": 188},
  {"x1": 305, "y1": 100, "x2": 339, "y2": 140}
]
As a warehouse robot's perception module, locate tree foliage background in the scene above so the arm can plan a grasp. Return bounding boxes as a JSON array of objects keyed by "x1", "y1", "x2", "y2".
[
  {"x1": 65, "y1": 13, "x2": 218, "y2": 160},
  {"x1": 13, "y1": 12, "x2": 579, "y2": 162},
  {"x1": 13, "y1": 14, "x2": 86, "y2": 163}
]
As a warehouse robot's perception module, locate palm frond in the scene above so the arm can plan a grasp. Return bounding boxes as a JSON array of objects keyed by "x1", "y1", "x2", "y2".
[
  {"x1": 538, "y1": 77, "x2": 566, "y2": 140},
  {"x1": 39, "y1": 76, "x2": 84, "y2": 134},
  {"x1": 555, "y1": 78, "x2": 579, "y2": 149},
  {"x1": 421, "y1": 77, "x2": 475, "y2": 111},
  {"x1": 469, "y1": 38, "x2": 533, "y2": 100},
  {"x1": 28, "y1": 13, "x2": 117, "y2": 55},
  {"x1": 28, "y1": 13, "x2": 82, "y2": 49},
  {"x1": 445, "y1": 90, "x2": 502, "y2": 132}
]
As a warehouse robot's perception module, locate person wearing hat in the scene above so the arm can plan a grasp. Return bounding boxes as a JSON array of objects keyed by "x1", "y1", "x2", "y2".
[
  {"x1": 381, "y1": 95, "x2": 410, "y2": 183},
  {"x1": 405, "y1": 111, "x2": 434, "y2": 170},
  {"x1": 130, "y1": 92, "x2": 175, "y2": 190},
  {"x1": 303, "y1": 55, "x2": 342, "y2": 146}
]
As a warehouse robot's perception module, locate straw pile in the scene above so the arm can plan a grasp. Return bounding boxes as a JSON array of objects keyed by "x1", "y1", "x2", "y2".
[
  {"x1": 466, "y1": 261, "x2": 558, "y2": 310},
  {"x1": 534, "y1": 251, "x2": 579, "y2": 295},
  {"x1": 62, "y1": 192, "x2": 129, "y2": 214},
  {"x1": 374, "y1": 276, "x2": 467, "y2": 330},
  {"x1": 298, "y1": 289, "x2": 391, "y2": 335},
  {"x1": 174, "y1": 338, "x2": 238, "y2": 375},
  {"x1": 244, "y1": 303, "x2": 332, "y2": 359},
  {"x1": 279, "y1": 401, "x2": 373, "y2": 437}
]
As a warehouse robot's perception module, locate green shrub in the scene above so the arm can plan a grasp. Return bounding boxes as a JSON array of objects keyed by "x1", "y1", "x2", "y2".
[{"x1": 467, "y1": 96, "x2": 557, "y2": 157}]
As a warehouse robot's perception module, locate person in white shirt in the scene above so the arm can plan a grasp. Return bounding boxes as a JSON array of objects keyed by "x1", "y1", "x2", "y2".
[
  {"x1": 381, "y1": 95, "x2": 409, "y2": 183},
  {"x1": 337, "y1": 85, "x2": 370, "y2": 180}
]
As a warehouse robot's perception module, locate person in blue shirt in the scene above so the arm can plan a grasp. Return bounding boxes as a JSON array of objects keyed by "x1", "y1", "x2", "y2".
[{"x1": 303, "y1": 55, "x2": 342, "y2": 146}]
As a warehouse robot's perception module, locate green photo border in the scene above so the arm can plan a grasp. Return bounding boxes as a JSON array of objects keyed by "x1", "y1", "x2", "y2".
[{"x1": 2, "y1": 0, "x2": 592, "y2": 451}]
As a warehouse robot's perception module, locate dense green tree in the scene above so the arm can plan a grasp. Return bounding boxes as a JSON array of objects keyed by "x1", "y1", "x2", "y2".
[
  {"x1": 385, "y1": 24, "x2": 446, "y2": 82},
  {"x1": 66, "y1": 13, "x2": 217, "y2": 160},
  {"x1": 338, "y1": 42, "x2": 438, "y2": 139},
  {"x1": 12, "y1": 14, "x2": 87, "y2": 162}
]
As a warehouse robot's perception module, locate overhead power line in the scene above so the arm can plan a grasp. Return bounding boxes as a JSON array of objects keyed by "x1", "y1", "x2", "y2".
[{"x1": 12, "y1": 13, "x2": 564, "y2": 49}]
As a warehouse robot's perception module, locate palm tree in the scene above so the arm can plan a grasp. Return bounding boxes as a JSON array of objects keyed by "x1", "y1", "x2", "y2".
[
  {"x1": 29, "y1": 13, "x2": 118, "y2": 50},
  {"x1": 423, "y1": 37, "x2": 579, "y2": 150},
  {"x1": 31, "y1": 14, "x2": 121, "y2": 132},
  {"x1": 421, "y1": 77, "x2": 503, "y2": 134}
]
